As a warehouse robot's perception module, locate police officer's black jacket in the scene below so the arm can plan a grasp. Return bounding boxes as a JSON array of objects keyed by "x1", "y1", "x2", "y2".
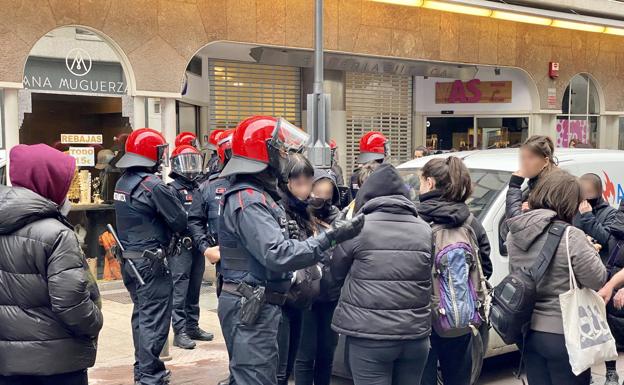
[
  {"x1": 218, "y1": 173, "x2": 330, "y2": 293},
  {"x1": 0, "y1": 185, "x2": 103, "y2": 376},
  {"x1": 417, "y1": 189, "x2": 493, "y2": 279},
  {"x1": 114, "y1": 168, "x2": 187, "y2": 251},
  {"x1": 331, "y1": 164, "x2": 433, "y2": 340},
  {"x1": 188, "y1": 174, "x2": 230, "y2": 253},
  {"x1": 169, "y1": 175, "x2": 198, "y2": 236}
]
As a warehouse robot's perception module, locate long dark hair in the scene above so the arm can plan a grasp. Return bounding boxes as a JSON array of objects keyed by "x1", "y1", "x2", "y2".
[
  {"x1": 528, "y1": 169, "x2": 581, "y2": 223},
  {"x1": 282, "y1": 153, "x2": 316, "y2": 237},
  {"x1": 286, "y1": 153, "x2": 314, "y2": 179},
  {"x1": 421, "y1": 156, "x2": 472, "y2": 202}
]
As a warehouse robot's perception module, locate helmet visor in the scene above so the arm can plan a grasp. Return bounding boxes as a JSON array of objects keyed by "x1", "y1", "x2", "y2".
[
  {"x1": 384, "y1": 141, "x2": 391, "y2": 159},
  {"x1": 172, "y1": 153, "x2": 203, "y2": 177},
  {"x1": 157, "y1": 144, "x2": 170, "y2": 167},
  {"x1": 272, "y1": 118, "x2": 310, "y2": 153}
]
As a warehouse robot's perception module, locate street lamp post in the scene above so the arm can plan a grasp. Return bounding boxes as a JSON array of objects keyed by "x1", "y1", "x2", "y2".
[{"x1": 306, "y1": 0, "x2": 332, "y2": 169}]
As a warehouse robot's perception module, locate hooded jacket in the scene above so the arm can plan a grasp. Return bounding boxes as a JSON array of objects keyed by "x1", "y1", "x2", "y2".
[
  {"x1": 0, "y1": 145, "x2": 103, "y2": 376},
  {"x1": 507, "y1": 209, "x2": 606, "y2": 334},
  {"x1": 331, "y1": 164, "x2": 433, "y2": 340},
  {"x1": 418, "y1": 190, "x2": 493, "y2": 279},
  {"x1": 573, "y1": 197, "x2": 620, "y2": 261}
]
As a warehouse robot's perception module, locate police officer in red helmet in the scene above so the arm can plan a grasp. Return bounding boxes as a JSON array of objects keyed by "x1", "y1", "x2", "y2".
[
  {"x1": 175, "y1": 131, "x2": 200, "y2": 149},
  {"x1": 167, "y1": 145, "x2": 214, "y2": 350},
  {"x1": 350, "y1": 131, "x2": 389, "y2": 198},
  {"x1": 114, "y1": 128, "x2": 187, "y2": 385},
  {"x1": 205, "y1": 129, "x2": 225, "y2": 175},
  {"x1": 217, "y1": 116, "x2": 365, "y2": 385}
]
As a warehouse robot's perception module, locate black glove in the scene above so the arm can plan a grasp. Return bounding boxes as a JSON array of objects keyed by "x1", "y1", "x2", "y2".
[
  {"x1": 324, "y1": 213, "x2": 365, "y2": 247},
  {"x1": 287, "y1": 220, "x2": 300, "y2": 240}
]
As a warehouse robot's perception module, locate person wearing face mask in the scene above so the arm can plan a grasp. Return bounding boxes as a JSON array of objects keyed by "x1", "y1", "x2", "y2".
[
  {"x1": 573, "y1": 173, "x2": 624, "y2": 385},
  {"x1": 294, "y1": 169, "x2": 342, "y2": 385},
  {"x1": 0, "y1": 144, "x2": 103, "y2": 385},
  {"x1": 276, "y1": 153, "x2": 319, "y2": 385},
  {"x1": 217, "y1": 116, "x2": 365, "y2": 385},
  {"x1": 501, "y1": 135, "x2": 557, "y2": 243}
]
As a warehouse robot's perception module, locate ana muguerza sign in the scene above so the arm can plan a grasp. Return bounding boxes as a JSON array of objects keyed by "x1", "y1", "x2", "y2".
[
  {"x1": 69, "y1": 147, "x2": 95, "y2": 167},
  {"x1": 23, "y1": 47, "x2": 127, "y2": 95},
  {"x1": 61, "y1": 134, "x2": 102, "y2": 144}
]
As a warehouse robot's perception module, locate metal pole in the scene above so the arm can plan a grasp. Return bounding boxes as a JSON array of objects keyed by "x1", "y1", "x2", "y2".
[
  {"x1": 306, "y1": 0, "x2": 332, "y2": 168},
  {"x1": 313, "y1": 0, "x2": 324, "y2": 96}
]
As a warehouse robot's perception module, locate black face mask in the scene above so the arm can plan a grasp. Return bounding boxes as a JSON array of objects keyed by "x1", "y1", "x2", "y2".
[
  {"x1": 587, "y1": 197, "x2": 600, "y2": 208},
  {"x1": 287, "y1": 191, "x2": 309, "y2": 214},
  {"x1": 308, "y1": 197, "x2": 332, "y2": 215}
]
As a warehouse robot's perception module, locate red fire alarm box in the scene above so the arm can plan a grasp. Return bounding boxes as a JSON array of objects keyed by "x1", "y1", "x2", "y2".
[{"x1": 549, "y1": 62, "x2": 559, "y2": 79}]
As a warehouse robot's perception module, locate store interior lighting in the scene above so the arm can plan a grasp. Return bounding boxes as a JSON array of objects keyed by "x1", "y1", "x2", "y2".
[{"x1": 370, "y1": 0, "x2": 624, "y2": 35}]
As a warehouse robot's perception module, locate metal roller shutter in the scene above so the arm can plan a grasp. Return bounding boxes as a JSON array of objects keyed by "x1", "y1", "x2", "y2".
[
  {"x1": 209, "y1": 60, "x2": 301, "y2": 130},
  {"x1": 345, "y1": 72, "x2": 413, "y2": 177}
]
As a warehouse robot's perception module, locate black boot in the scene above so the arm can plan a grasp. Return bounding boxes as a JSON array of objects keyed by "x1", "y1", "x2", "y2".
[
  {"x1": 186, "y1": 326, "x2": 214, "y2": 341},
  {"x1": 173, "y1": 331, "x2": 196, "y2": 349}
]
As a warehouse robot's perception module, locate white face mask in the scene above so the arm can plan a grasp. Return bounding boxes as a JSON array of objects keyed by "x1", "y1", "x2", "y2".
[{"x1": 59, "y1": 199, "x2": 72, "y2": 216}]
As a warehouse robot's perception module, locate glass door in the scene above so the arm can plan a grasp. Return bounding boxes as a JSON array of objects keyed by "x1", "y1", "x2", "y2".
[{"x1": 475, "y1": 116, "x2": 529, "y2": 149}]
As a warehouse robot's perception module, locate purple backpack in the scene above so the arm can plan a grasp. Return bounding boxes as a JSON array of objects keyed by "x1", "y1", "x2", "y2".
[{"x1": 431, "y1": 217, "x2": 489, "y2": 337}]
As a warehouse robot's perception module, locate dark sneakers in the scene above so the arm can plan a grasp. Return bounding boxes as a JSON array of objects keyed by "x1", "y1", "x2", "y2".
[
  {"x1": 186, "y1": 327, "x2": 214, "y2": 341},
  {"x1": 173, "y1": 331, "x2": 197, "y2": 349}
]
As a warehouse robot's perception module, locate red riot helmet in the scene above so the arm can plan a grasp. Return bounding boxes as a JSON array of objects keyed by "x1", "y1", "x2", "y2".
[
  {"x1": 329, "y1": 139, "x2": 337, "y2": 150},
  {"x1": 116, "y1": 128, "x2": 170, "y2": 169},
  {"x1": 220, "y1": 116, "x2": 310, "y2": 178},
  {"x1": 175, "y1": 132, "x2": 199, "y2": 148},
  {"x1": 217, "y1": 129, "x2": 235, "y2": 165},
  {"x1": 207, "y1": 129, "x2": 225, "y2": 150},
  {"x1": 357, "y1": 131, "x2": 389, "y2": 164},
  {"x1": 171, "y1": 144, "x2": 203, "y2": 181}
]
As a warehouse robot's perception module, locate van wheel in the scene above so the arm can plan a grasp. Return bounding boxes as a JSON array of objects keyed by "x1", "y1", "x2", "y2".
[{"x1": 437, "y1": 329, "x2": 489, "y2": 385}]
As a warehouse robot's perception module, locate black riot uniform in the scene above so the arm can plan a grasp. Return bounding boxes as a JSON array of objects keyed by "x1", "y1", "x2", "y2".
[
  {"x1": 114, "y1": 169, "x2": 187, "y2": 385},
  {"x1": 167, "y1": 176, "x2": 212, "y2": 346},
  {"x1": 188, "y1": 173, "x2": 230, "y2": 295},
  {"x1": 215, "y1": 115, "x2": 364, "y2": 385},
  {"x1": 218, "y1": 174, "x2": 337, "y2": 385}
]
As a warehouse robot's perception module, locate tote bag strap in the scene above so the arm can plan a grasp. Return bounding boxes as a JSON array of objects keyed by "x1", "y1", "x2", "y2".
[{"x1": 565, "y1": 226, "x2": 579, "y2": 290}]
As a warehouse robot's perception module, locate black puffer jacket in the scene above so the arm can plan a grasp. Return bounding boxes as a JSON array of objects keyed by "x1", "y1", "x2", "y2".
[
  {"x1": 418, "y1": 190, "x2": 493, "y2": 279},
  {"x1": 0, "y1": 186, "x2": 103, "y2": 376},
  {"x1": 331, "y1": 164, "x2": 433, "y2": 340},
  {"x1": 500, "y1": 174, "x2": 539, "y2": 242}
]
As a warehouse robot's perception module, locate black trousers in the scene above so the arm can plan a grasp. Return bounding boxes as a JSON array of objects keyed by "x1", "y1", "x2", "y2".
[
  {"x1": 169, "y1": 247, "x2": 204, "y2": 333},
  {"x1": 122, "y1": 258, "x2": 173, "y2": 385},
  {"x1": 218, "y1": 292, "x2": 282, "y2": 385},
  {"x1": 0, "y1": 370, "x2": 88, "y2": 385},
  {"x1": 421, "y1": 331, "x2": 472, "y2": 385},
  {"x1": 294, "y1": 300, "x2": 339, "y2": 385},
  {"x1": 347, "y1": 336, "x2": 429, "y2": 385},
  {"x1": 524, "y1": 331, "x2": 590, "y2": 385},
  {"x1": 277, "y1": 304, "x2": 303, "y2": 385}
]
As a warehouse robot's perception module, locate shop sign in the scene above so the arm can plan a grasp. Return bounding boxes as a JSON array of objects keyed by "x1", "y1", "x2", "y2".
[
  {"x1": 23, "y1": 49, "x2": 127, "y2": 95},
  {"x1": 61, "y1": 134, "x2": 102, "y2": 144},
  {"x1": 435, "y1": 80, "x2": 512, "y2": 104},
  {"x1": 69, "y1": 147, "x2": 95, "y2": 167}
]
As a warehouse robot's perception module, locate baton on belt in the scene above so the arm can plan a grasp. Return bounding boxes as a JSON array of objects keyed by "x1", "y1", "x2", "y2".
[{"x1": 107, "y1": 224, "x2": 146, "y2": 286}]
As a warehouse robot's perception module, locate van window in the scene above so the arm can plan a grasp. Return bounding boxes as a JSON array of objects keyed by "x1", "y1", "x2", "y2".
[{"x1": 399, "y1": 168, "x2": 511, "y2": 220}]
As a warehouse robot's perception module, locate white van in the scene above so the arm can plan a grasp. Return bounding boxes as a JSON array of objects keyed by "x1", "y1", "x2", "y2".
[{"x1": 333, "y1": 148, "x2": 624, "y2": 383}]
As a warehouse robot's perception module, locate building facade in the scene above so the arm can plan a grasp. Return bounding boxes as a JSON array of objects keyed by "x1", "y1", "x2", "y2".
[{"x1": 3, "y1": 0, "x2": 624, "y2": 179}]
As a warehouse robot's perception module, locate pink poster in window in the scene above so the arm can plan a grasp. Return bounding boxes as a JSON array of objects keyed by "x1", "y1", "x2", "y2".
[{"x1": 556, "y1": 119, "x2": 588, "y2": 148}]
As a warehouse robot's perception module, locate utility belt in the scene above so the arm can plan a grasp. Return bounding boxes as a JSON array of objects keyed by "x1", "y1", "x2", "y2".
[{"x1": 222, "y1": 282, "x2": 287, "y2": 306}]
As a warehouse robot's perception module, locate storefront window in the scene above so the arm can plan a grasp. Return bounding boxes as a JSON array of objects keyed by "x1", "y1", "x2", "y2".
[
  {"x1": 556, "y1": 74, "x2": 600, "y2": 148},
  {"x1": 619, "y1": 117, "x2": 624, "y2": 150},
  {"x1": 476, "y1": 117, "x2": 528, "y2": 149}
]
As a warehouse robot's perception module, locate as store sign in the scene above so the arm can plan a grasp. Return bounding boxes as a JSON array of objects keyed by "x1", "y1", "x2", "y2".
[
  {"x1": 436, "y1": 79, "x2": 512, "y2": 104},
  {"x1": 69, "y1": 147, "x2": 95, "y2": 167}
]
